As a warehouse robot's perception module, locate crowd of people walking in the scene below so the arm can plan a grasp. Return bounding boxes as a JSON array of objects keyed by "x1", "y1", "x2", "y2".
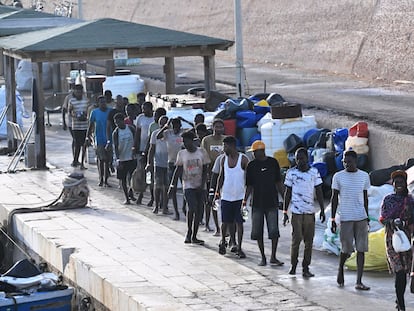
[{"x1": 62, "y1": 86, "x2": 414, "y2": 311}]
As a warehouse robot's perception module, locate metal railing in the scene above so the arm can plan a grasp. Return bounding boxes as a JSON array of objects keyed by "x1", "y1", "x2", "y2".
[
  {"x1": 6, "y1": 113, "x2": 36, "y2": 173},
  {"x1": 54, "y1": 0, "x2": 76, "y2": 17}
]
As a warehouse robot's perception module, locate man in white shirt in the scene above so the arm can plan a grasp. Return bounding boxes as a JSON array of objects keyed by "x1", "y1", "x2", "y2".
[
  {"x1": 283, "y1": 147, "x2": 325, "y2": 277},
  {"x1": 168, "y1": 131, "x2": 210, "y2": 245},
  {"x1": 112, "y1": 113, "x2": 136, "y2": 204},
  {"x1": 147, "y1": 116, "x2": 170, "y2": 215},
  {"x1": 134, "y1": 101, "x2": 154, "y2": 205},
  {"x1": 157, "y1": 118, "x2": 184, "y2": 217},
  {"x1": 331, "y1": 150, "x2": 371, "y2": 290}
]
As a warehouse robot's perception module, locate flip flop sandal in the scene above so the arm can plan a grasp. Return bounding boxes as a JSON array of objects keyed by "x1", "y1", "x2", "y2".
[
  {"x1": 219, "y1": 243, "x2": 226, "y2": 255},
  {"x1": 237, "y1": 250, "x2": 246, "y2": 259},
  {"x1": 270, "y1": 259, "x2": 284, "y2": 266},
  {"x1": 355, "y1": 283, "x2": 370, "y2": 291},
  {"x1": 230, "y1": 245, "x2": 238, "y2": 253},
  {"x1": 337, "y1": 269, "x2": 344, "y2": 287}
]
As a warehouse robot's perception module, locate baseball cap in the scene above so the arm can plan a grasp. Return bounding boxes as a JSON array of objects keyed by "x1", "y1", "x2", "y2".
[{"x1": 248, "y1": 140, "x2": 266, "y2": 152}]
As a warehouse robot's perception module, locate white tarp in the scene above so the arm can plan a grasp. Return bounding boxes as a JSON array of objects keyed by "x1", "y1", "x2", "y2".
[
  {"x1": 166, "y1": 108, "x2": 204, "y2": 129},
  {"x1": 15, "y1": 60, "x2": 52, "y2": 91},
  {"x1": 103, "y1": 75, "x2": 145, "y2": 103},
  {"x1": 0, "y1": 86, "x2": 26, "y2": 139}
]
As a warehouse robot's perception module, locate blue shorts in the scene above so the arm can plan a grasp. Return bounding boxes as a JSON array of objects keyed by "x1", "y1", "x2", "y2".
[
  {"x1": 221, "y1": 200, "x2": 243, "y2": 224},
  {"x1": 251, "y1": 207, "x2": 280, "y2": 240}
]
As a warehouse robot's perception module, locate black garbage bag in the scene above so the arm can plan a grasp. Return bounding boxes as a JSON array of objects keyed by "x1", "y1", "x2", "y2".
[{"x1": 3, "y1": 259, "x2": 41, "y2": 278}]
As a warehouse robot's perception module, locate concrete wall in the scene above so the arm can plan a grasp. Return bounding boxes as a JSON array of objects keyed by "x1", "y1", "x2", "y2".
[{"x1": 23, "y1": 0, "x2": 414, "y2": 83}]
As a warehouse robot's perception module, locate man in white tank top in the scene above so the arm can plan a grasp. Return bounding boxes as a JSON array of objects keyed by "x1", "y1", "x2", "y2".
[{"x1": 216, "y1": 136, "x2": 249, "y2": 258}]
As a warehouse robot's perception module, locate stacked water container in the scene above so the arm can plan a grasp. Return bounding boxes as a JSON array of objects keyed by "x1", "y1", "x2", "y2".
[
  {"x1": 232, "y1": 95, "x2": 271, "y2": 150},
  {"x1": 260, "y1": 111, "x2": 316, "y2": 167},
  {"x1": 332, "y1": 127, "x2": 349, "y2": 171},
  {"x1": 345, "y1": 121, "x2": 369, "y2": 169}
]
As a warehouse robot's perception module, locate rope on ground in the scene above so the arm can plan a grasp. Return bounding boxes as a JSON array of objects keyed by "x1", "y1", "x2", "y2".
[{"x1": 1, "y1": 172, "x2": 89, "y2": 263}]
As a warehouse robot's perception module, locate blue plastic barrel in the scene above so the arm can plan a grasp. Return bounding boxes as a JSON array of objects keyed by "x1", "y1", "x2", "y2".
[
  {"x1": 312, "y1": 162, "x2": 328, "y2": 177},
  {"x1": 333, "y1": 128, "x2": 348, "y2": 152}
]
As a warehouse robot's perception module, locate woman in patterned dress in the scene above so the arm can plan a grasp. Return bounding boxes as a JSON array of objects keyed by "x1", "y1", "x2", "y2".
[{"x1": 380, "y1": 170, "x2": 414, "y2": 311}]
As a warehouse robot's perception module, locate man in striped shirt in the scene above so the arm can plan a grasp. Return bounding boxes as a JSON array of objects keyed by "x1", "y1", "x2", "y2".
[
  {"x1": 331, "y1": 150, "x2": 371, "y2": 290},
  {"x1": 68, "y1": 84, "x2": 89, "y2": 169}
]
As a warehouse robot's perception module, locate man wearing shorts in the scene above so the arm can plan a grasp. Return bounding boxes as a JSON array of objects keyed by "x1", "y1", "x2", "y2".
[
  {"x1": 147, "y1": 116, "x2": 170, "y2": 215},
  {"x1": 113, "y1": 113, "x2": 136, "y2": 205},
  {"x1": 168, "y1": 131, "x2": 210, "y2": 245},
  {"x1": 331, "y1": 150, "x2": 371, "y2": 290},
  {"x1": 145, "y1": 108, "x2": 167, "y2": 208},
  {"x1": 215, "y1": 136, "x2": 249, "y2": 258},
  {"x1": 134, "y1": 101, "x2": 154, "y2": 205},
  {"x1": 68, "y1": 84, "x2": 89, "y2": 169},
  {"x1": 87, "y1": 96, "x2": 112, "y2": 187},
  {"x1": 244, "y1": 140, "x2": 285, "y2": 266},
  {"x1": 201, "y1": 119, "x2": 226, "y2": 235},
  {"x1": 157, "y1": 118, "x2": 184, "y2": 217}
]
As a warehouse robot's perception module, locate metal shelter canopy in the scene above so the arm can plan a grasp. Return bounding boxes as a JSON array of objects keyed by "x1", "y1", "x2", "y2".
[{"x1": 0, "y1": 17, "x2": 233, "y2": 168}]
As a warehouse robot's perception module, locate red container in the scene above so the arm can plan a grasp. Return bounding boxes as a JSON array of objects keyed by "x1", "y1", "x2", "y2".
[
  {"x1": 223, "y1": 119, "x2": 237, "y2": 136},
  {"x1": 349, "y1": 121, "x2": 368, "y2": 138}
]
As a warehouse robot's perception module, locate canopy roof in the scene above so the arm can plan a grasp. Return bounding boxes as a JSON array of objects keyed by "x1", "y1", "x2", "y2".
[{"x1": 0, "y1": 18, "x2": 233, "y2": 62}]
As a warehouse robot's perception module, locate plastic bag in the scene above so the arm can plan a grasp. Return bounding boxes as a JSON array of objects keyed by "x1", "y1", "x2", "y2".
[
  {"x1": 332, "y1": 128, "x2": 348, "y2": 152},
  {"x1": 236, "y1": 110, "x2": 257, "y2": 128},
  {"x1": 392, "y1": 228, "x2": 411, "y2": 253},
  {"x1": 345, "y1": 228, "x2": 388, "y2": 271},
  {"x1": 225, "y1": 98, "x2": 253, "y2": 114},
  {"x1": 131, "y1": 160, "x2": 146, "y2": 193}
]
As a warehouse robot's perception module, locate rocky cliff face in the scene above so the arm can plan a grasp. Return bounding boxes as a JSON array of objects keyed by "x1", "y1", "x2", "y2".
[{"x1": 21, "y1": 0, "x2": 414, "y2": 82}]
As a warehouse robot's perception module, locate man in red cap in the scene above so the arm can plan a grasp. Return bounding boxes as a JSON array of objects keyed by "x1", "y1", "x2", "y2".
[{"x1": 243, "y1": 140, "x2": 285, "y2": 266}]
